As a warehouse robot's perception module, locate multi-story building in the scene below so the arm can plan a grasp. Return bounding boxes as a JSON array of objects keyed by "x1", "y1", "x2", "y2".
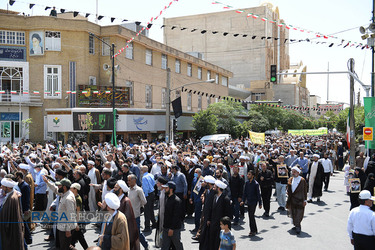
[
  {"x1": 0, "y1": 12, "x2": 231, "y2": 144},
  {"x1": 274, "y1": 61, "x2": 310, "y2": 107},
  {"x1": 163, "y1": 3, "x2": 290, "y2": 91}
]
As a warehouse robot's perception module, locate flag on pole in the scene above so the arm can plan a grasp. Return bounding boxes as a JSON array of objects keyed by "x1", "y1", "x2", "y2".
[{"x1": 346, "y1": 110, "x2": 350, "y2": 149}]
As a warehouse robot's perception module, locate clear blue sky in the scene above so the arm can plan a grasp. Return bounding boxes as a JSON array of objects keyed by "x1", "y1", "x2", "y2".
[{"x1": 2, "y1": 0, "x2": 373, "y2": 105}]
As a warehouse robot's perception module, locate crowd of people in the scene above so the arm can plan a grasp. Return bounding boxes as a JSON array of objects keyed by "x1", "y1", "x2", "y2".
[{"x1": 0, "y1": 132, "x2": 374, "y2": 250}]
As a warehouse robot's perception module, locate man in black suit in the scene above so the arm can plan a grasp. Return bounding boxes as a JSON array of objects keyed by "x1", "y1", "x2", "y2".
[{"x1": 207, "y1": 179, "x2": 231, "y2": 250}]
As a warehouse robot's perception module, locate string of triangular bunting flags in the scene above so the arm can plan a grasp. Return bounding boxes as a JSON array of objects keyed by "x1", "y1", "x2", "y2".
[{"x1": 161, "y1": 24, "x2": 369, "y2": 50}]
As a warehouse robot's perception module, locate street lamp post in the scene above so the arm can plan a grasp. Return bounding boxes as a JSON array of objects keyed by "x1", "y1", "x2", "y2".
[
  {"x1": 165, "y1": 70, "x2": 215, "y2": 143},
  {"x1": 89, "y1": 33, "x2": 117, "y2": 146}
]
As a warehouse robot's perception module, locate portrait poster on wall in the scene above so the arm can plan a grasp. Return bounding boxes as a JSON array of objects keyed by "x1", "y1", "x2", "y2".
[{"x1": 29, "y1": 31, "x2": 44, "y2": 56}]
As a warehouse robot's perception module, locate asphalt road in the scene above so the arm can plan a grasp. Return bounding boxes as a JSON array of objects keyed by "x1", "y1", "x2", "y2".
[{"x1": 29, "y1": 171, "x2": 353, "y2": 250}]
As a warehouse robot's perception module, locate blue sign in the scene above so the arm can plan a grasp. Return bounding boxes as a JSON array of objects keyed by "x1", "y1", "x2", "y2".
[
  {"x1": 0, "y1": 113, "x2": 21, "y2": 121},
  {"x1": 0, "y1": 46, "x2": 26, "y2": 61}
]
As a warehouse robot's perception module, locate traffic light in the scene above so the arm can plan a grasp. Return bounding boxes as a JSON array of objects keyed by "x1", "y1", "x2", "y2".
[
  {"x1": 172, "y1": 119, "x2": 178, "y2": 133},
  {"x1": 270, "y1": 64, "x2": 277, "y2": 83}
]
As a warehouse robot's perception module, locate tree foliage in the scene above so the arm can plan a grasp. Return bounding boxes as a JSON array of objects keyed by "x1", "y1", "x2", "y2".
[
  {"x1": 336, "y1": 107, "x2": 365, "y2": 136},
  {"x1": 192, "y1": 109, "x2": 218, "y2": 138},
  {"x1": 206, "y1": 98, "x2": 247, "y2": 137}
]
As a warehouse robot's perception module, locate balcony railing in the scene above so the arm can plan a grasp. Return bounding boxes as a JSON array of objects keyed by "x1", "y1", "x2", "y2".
[{"x1": 0, "y1": 90, "x2": 43, "y2": 106}]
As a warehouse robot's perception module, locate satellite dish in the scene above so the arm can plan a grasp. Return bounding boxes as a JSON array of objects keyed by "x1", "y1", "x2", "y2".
[
  {"x1": 369, "y1": 23, "x2": 375, "y2": 33},
  {"x1": 103, "y1": 63, "x2": 109, "y2": 71},
  {"x1": 359, "y1": 26, "x2": 366, "y2": 34}
]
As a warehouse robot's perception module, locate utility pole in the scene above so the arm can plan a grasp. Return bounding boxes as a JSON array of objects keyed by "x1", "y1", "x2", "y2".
[
  {"x1": 111, "y1": 43, "x2": 116, "y2": 146},
  {"x1": 88, "y1": 33, "x2": 116, "y2": 145},
  {"x1": 349, "y1": 58, "x2": 356, "y2": 169},
  {"x1": 165, "y1": 68, "x2": 171, "y2": 143},
  {"x1": 372, "y1": 0, "x2": 375, "y2": 97},
  {"x1": 327, "y1": 62, "x2": 329, "y2": 103}
]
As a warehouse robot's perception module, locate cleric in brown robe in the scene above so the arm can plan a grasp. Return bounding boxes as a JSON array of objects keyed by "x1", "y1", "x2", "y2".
[
  {"x1": 286, "y1": 166, "x2": 307, "y2": 235},
  {"x1": 114, "y1": 180, "x2": 140, "y2": 250},
  {"x1": 0, "y1": 178, "x2": 25, "y2": 250},
  {"x1": 100, "y1": 192, "x2": 130, "y2": 250}
]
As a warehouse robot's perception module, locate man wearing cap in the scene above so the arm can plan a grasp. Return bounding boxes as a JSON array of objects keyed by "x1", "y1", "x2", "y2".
[
  {"x1": 87, "y1": 160, "x2": 101, "y2": 212},
  {"x1": 0, "y1": 178, "x2": 25, "y2": 250},
  {"x1": 100, "y1": 192, "x2": 130, "y2": 250},
  {"x1": 208, "y1": 179, "x2": 231, "y2": 250},
  {"x1": 286, "y1": 166, "x2": 307, "y2": 234},
  {"x1": 347, "y1": 190, "x2": 375, "y2": 249},
  {"x1": 307, "y1": 154, "x2": 324, "y2": 203},
  {"x1": 44, "y1": 177, "x2": 77, "y2": 250},
  {"x1": 114, "y1": 180, "x2": 140, "y2": 250},
  {"x1": 161, "y1": 181, "x2": 183, "y2": 250}
]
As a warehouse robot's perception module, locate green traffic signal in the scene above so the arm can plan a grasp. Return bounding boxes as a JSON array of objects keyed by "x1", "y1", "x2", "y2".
[{"x1": 271, "y1": 76, "x2": 276, "y2": 82}]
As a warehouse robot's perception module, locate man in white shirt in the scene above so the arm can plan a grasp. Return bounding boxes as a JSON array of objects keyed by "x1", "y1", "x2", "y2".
[
  {"x1": 347, "y1": 190, "x2": 375, "y2": 249},
  {"x1": 320, "y1": 153, "x2": 333, "y2": 191}
]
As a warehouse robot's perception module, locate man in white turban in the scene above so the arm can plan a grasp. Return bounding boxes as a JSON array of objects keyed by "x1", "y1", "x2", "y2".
[
  {"x1": 99, "y1": 192, "x2": 130, "y2": 250},
  {"x1": 307, "y1": 154, "x2": 325, "y2": 203},
  {"x1": 0, "y1": 178, "x2": 25, "y2": 250},
  {"x1": 286, "y1": 166, "x2": 308, "y2": 234}
]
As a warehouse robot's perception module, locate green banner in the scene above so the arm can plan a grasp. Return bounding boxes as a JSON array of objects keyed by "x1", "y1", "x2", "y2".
[
  {"x1": 364, "y1": 97, "x2": 375, "y2": 149},
  {"x1": 288, "y1": 128, "x2": 328, "y2": 136}
]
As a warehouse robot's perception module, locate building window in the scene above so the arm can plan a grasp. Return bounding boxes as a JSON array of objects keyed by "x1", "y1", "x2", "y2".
[
  {"x1": 175, "y1": 90, "x2": 181, "y2": 99},
  {"x1": 198, "y1": 67, "x2": 202, "y2": 80},
  {"x1": 45, "y1": 31, "x2": 61, "y2": 51},
  {"x1": 187, "y1": 63, "x2": 192, "y2": 77},
  {"x1": 102, "y1": 37, "x2": 110, "y2": 56},
  {"x1": 0, "y1": 67, "x2": 23, "y2": 101},
  {"x1": 222, "y1": 76, "x2": 228, "y2": 87},
  {"x1": 207, "y1": 96, "x2": 211, "y2": 106},
  {"x1": 207, "y1": 70, "x2": 211, "y2": 81},
  {"x1": 145, "y1": 85, "x2": 152, "y2": 108},
  {"x1": 0, "y1": 30, "x2": 25, "y2": 45},
  {"x1": 252, "y1": 93, "x2": 264, "y2": 101},
  {"x1": 125, "y1": 42, "x2": 133, "y2": 59},
  {"x1": 161, "y1": 88, "x2": 167, "y2": 108},
  {"x1": 215, "y1": 73, "x2": 219, "y2": 84},
  {"x1": 198, "y1": 95, "x2": 202, "y2": 111},
  {"x1": 125, "y1": 80, "x2": 134, "y2": 105},
  {"x1": 89, "y1": 35, "x2": 94, "y2": 54},
  {"x1": 44, "y1": 65, "x2": 61, "y2": 99},
  {"x1": 175, "y1": 59, "x2": 181, "y2": 73},
  {"x1": 146, "y1": 49, "x2": 152, "y2": 65},
  {"x1": 187, "y1": 92, "x2": 192, "y2": 111},
  {"x1": 161, "y1": 54, "x2": 168, "y2": 69}
]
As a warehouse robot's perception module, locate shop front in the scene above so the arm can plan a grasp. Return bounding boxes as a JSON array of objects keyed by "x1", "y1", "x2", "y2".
[{"x1": 46, "y1": 108, "x2": 194, "y2": 144}]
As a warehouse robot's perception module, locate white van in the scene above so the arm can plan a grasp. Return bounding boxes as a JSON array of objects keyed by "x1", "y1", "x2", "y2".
[{"x1": 199, "y1": 134, "x2": 231, "y2": 145}]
